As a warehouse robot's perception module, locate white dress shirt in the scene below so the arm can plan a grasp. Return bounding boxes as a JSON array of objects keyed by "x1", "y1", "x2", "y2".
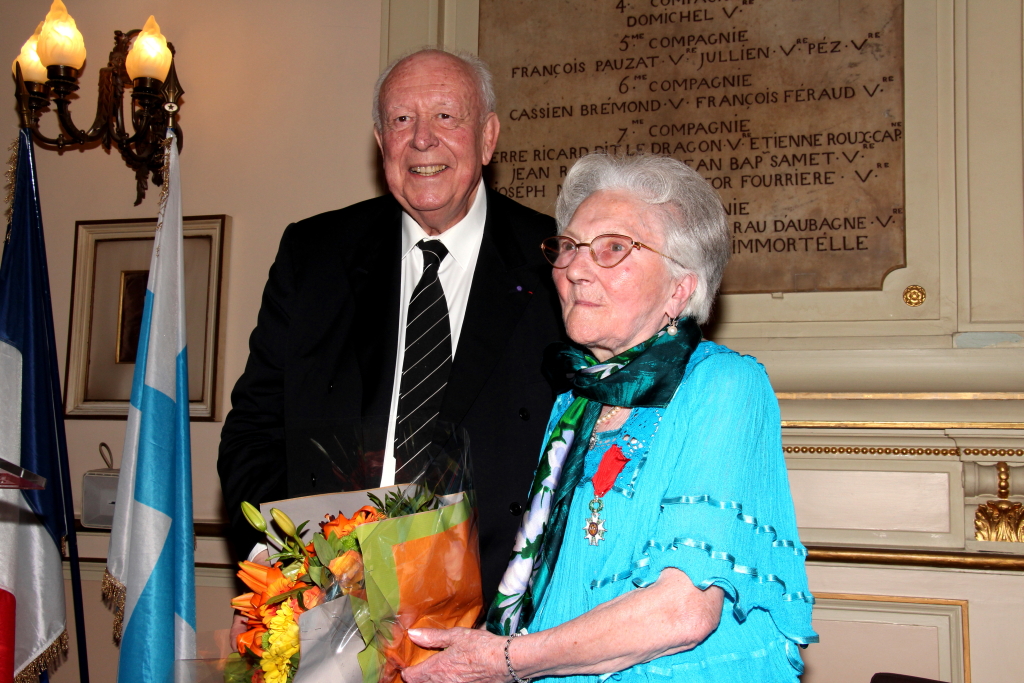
[{"x1": 380, "y1": 181, "x2": 488, "y2": 486}]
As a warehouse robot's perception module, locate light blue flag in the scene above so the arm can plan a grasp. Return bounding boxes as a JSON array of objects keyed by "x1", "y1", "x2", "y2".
[{"x1": 105, "y1": 129, "x2": 196, "y2": 682}]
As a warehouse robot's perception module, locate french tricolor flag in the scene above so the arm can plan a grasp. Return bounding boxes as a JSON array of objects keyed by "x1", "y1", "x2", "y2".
[{"x1": 0, "y1": 129, "x2": 79, "y2": 682}]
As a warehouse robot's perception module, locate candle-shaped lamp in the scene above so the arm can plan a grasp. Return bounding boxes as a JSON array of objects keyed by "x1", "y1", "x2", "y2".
[
  {"x1": 12, "y1": 22, "x2": 47, "y2": 82},
  {"x1": 36, "y1": 0, "x2": 86, "y2": 70},
  {"x1": 125, "y1": 16, "x2": 172, "y2": 82}
]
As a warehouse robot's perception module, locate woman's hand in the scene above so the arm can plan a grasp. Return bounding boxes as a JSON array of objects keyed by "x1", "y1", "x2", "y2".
[
  {"x1": 401, "y1": 627, "x2": 507, "y2": 683},
  {"x1": 401, "y1": 568, "x2": 722, "y2": 683}
]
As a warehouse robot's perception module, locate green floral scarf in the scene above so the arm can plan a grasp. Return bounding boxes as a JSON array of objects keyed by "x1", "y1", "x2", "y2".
[{"x1": 486, "y1": 318, "x2": 702, "y2": 635}]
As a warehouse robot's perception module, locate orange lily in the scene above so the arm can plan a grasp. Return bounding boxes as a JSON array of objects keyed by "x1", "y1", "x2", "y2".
[
  {"x1": 237, "y1": 625, "x2": 267, "y2": 658},
  {"x1": 231, "y1": 591, "x2": 256, "y2": 611},
  {"x1": 237, "y1": 561, "x2": 294, "y2": 597},
  {"x1": 233, "y1": 560, "x2": 302, "y2": 657},
  {"x1": 321, "y1": 506, "x2": 384, "y2": 540},
  {"x1": 233, "y1": 590, "x2": 271, "y2": 655},
  {"x1": 234, "y1": 591, "x2": 270, "y2": 626},
  {"x1": 231, "y1": 591, "x2": 260, "y2": 619}
]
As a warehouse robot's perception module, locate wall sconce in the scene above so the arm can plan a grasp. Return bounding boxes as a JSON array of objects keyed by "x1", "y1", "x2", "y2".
[{"x1": 12, "y1": 0, "x2": 184, "y2": 205}]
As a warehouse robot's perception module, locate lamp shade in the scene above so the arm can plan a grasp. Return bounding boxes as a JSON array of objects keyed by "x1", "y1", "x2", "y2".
[
  {"x1": 12, "y1": 22, "x2": 47, "y2": 82},
  {"x1": 125, "y1": 16, "x2": 172, "y2": 81},
  {"x1": 37, "y1": 0, "x2": 86, "y2": 69}
]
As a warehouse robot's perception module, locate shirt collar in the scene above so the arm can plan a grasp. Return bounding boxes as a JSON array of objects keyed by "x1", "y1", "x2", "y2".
[{"x1": 401, "y1": 179, "x2": 487, "y2": 268}]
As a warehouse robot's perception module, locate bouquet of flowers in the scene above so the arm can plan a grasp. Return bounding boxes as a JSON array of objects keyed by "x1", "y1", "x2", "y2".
[{"x1": 225, "y1": 438, "x2": 481, "y2": 683}]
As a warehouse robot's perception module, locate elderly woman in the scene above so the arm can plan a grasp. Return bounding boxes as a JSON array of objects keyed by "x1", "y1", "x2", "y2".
[{"x1": 403, "y1": 153, "x2": 816, "y2": 683}]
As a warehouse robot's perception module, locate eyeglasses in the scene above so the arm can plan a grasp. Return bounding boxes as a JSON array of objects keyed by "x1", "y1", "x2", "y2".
[{"x1": 540, "y1": 233, "x2": 684, "y2": 269}]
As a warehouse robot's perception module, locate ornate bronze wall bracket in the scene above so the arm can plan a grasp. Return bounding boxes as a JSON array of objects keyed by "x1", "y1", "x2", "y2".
[{"x1": 12, "y1": 28, "x2": 184, "y2": 206}]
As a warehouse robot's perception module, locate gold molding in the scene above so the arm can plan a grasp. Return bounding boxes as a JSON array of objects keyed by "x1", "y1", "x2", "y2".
[
  {"x1": 807, "y1": 545, "x2": 1024, "y2": 570},
  {"x1": 784, "y1": 445, "x2": 960, "y2": 456},
  {"x1": 815, "y1": 592, "x2": 970, "y2": 683},
  {"x1": 782, "y1": 421, "x2": 1024, "y2": 429},
  {"x1": 785, "y1": 446, "x2": 1024, "y2": 456},
  {"x1": 816, "y1": 592, "x2": 967, "y2": 607},
  {"x1": 961, "y1": 448, "x2": 1024, "y2": 456},
  {"x1": 777, "y1": 392, "x2": 1024, "y2": 400}
]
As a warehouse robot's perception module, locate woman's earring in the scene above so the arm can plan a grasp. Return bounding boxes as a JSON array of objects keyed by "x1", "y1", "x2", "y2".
[{"x1": 667, "y1": 316, "x2": 679, "y2": 336}]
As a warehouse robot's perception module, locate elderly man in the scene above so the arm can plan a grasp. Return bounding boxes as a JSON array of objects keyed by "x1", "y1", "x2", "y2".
[{"x1": 217, "y1": 49, "x2": 564, "y2": 604}]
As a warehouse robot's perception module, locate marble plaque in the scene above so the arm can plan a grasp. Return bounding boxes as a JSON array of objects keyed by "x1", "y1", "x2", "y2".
[{"x1": 480, "y1": 0, "x2": 905, "y2": 293}]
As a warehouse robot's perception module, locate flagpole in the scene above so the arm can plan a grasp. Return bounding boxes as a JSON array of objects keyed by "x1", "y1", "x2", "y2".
[
  {"x1": 63, "y1": 525, "x2": 89, "y2": 683},
  {"x1": 45, "y1": 339, "x2": 90, "y2": 683},
  {"x1": 52, "y1": 403, "x2": 88, "y2": 683},
  {"x1": 35, "y1": 131, "x2": 91, "y2": 683}
]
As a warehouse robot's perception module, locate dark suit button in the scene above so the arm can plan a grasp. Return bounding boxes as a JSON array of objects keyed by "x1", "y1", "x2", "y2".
[
  {"x1": 311, "y1": 472, "x2": 317, "y2": 488},
  {"x1": 518, "y1": 407, "x2": 530, "y2": 421},
  {"x1": 327, "y1": 382, "x2": 333, "y2": 393},
  {"x1": 509, "y1": 502, "x2": 523, "y2": 516}
]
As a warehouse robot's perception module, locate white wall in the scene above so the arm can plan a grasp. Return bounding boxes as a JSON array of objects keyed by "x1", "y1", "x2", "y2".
[
  {"x1": 1, "y1": 0, "x2": 383, "y2": 524},
  {"x1": 3, "y1": 1, "x2": 382, "y2": 679}
]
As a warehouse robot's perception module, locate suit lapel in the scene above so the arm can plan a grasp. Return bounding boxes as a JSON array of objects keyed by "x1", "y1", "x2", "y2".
[
  {"x1": 440, "y1": 191, "x2": 541, "y2": 427},
  {"x1": 347, "y1": 201, "x2": 403, "y2": 418}
]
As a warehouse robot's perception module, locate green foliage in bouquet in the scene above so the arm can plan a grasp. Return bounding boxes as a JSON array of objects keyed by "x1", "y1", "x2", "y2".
[{"x1": 366, "y1": 485, "x2": 443, "y2": 519}]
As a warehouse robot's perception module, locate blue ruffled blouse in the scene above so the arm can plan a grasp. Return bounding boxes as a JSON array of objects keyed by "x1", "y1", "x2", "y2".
[{"x1": 528, "y1": 342, "x2": 817, "y2": 683}]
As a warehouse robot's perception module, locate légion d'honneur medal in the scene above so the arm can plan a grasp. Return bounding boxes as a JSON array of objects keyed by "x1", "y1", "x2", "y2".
[{"x1": 584, "y1": 444, "x2": 630, "y2": 546}]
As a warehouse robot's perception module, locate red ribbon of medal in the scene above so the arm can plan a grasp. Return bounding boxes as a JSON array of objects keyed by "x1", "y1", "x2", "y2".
[
  {"x1": 593, "y1": 445, "x2": 630, "y2": 497},
  {"x1": 585, "y1": 444, "x2": 630, "y2": 545}
]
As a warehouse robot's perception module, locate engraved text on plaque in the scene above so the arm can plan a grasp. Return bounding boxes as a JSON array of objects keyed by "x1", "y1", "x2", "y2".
[{"x1": 479, "y1": 0, "x2": 905, "y2": 293}]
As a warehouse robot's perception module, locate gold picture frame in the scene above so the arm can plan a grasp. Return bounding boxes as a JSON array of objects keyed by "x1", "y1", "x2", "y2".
[
  {"x1": 64, "y1": 216, "x2": 227, "y2": 420},
  {"x1": 115, "y1": 269, "x2": 149, "y2": 364}
]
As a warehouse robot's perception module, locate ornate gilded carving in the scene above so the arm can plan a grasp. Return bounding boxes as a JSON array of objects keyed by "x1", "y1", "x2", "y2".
[
  {"x1": 974, "y1": 462, "x2": 1024, "y2": 542},
  {"x1": 903, "y1": 284, "x2": 927, "y2": 306},
  {"x1": 975, "y1": 500, "x2": 1024, "y2": 542}
]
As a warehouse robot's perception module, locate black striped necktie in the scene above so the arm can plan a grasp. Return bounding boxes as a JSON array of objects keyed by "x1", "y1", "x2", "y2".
[{"x1": 394, "y1": 239, "x2": 452, "y2": 482}]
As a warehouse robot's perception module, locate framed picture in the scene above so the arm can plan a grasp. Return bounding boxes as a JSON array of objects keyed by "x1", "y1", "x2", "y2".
[{"x1": 64, "y1": 215, "x2": 227, "y2": 420}]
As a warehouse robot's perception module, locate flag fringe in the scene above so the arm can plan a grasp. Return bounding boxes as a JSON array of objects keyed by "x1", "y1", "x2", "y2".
[
  {"x1": 157, "y1": 135, "x2": 173, "y2": 218},
  {"x1": 14, "y1": 629, "x2": 68, "y2": 683},
  {"x1": 102, "y1": 568, "x2": 127, "y2": 644},
  {"x1": 4, "y1": 137, "x2": 17, "y2": 227}
]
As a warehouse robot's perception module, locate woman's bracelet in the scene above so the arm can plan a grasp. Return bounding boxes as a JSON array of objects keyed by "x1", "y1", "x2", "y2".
[{"x1": 504, "y1": 633, "x2": 531, "y2": 683}]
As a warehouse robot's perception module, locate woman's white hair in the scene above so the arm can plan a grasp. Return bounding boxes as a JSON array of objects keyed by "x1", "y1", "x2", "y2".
[
  {"x1": 372, "y1": 48, "x2": 496, "y2": 129},
  {"x1": 555, "y1": 153, "x2": 729, "y2": 325}
]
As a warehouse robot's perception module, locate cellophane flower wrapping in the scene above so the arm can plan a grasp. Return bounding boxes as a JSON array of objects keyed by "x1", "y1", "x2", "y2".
[{"x1": 227, "y1": 430, "x2": 482, "y2": 683}]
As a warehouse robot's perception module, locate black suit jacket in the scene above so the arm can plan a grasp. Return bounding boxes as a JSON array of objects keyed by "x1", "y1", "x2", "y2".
[{"x1": 218, "y1": 189, "x2": 565, "y2": 603}]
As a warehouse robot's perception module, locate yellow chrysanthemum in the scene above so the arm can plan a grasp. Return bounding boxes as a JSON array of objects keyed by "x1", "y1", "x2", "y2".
[{"x1": 259, "y1": 600, "x2": 300, "y2": 683}]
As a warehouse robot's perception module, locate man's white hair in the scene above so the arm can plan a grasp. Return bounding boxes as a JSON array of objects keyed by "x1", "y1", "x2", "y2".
[
  {"x1": 555, "y1": 153, "x2": 730, "y2": 325},
  {"x1": 372, "y1": 48, "x2": 496, "y2": 129}
]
